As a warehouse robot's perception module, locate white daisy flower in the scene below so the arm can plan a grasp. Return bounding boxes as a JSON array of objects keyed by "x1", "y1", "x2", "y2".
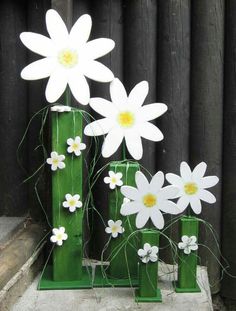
[
  {"x1": 120, "y1": 171, "x2": 181, "y2": 229},
  {"x1": 51, "y1": 105, "x2": 72, "y2": 112},
  {"x1": 46, "y1": 151, "x2": 65, "y2": 171},
  {"x1": 20, "y1": 9, "x2": 115, "y2": 105},
  {"x1": 67, "y1": 136, "x2": 86, "y2": 156},
  {"x1": 104, "y1": 171, "x2": 123, "y2": 189},
  {"x1": 178, "y1": 235, "x2": 198, "y2": 255},
  {"x1": 62, "y1": 194, "x2": 82, "y2": 212},
  {"x1": 105, "y1": 220, "x2": 124, "y2": 238},
  {"x1": 84, "y1": 78, "x2": 167, "y2": 160},
  {"x1": 50, "y1": 227, "x2": 68, "y2": 246},
  {"x1": 166, "y1": 162, "x2": 219, "y2": 215},
  {"x1": 137, "y1": 243, "x2": 159, "y2": 263}
]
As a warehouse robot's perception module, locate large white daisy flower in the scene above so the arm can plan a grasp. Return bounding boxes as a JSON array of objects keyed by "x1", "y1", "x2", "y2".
[
  {"x1": 165, "y1": 162, "x2": 219, "y2": 215},
  {"x1": 120, "y1": 171, "x2": 181, "y2": 229},
  {"x1": 84, "y1": 78, "x2": 167, "y2": 160},
  {"x1": 20, "y1": 9, "x2": 115, "y2": 105}
]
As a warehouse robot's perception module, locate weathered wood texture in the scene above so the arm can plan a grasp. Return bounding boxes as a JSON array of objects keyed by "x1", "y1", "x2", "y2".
[
  {"x1": 1, "y1": 0, "x2": 235, "y2": 299},
  {"x1": 190, "y1": 0, "x2": 224, "y2": 294},
  {"x1": 221, "y1": 0, "x2": 236, "y2": 299}
]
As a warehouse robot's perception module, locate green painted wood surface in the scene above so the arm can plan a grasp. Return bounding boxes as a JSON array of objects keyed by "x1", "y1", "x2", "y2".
[
  {"x1": 108, "y1": 161, "x2": 139, "y2": 279},
  {"x1": 177, "y1": 216, "x2": 199, "y2": 291},
  {"x1": 138, "y1": 230, "x2": 160, "y2": 298},
  {"x1": 51, "y1": 110, "x2": 83, "y2": 281}
]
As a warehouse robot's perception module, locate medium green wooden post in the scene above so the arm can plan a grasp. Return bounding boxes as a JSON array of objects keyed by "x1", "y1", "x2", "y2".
[
  {"x1": 135, "y1": 230, "x2": 162, "y2": 302},
  {"x1": 108, "y1": 161, "x2": 139, "y2": 281},
  {"x1": 175, "y1": 216, "x2": 201, "y2": 292},
  {"x1": 51, "y1": 109, "x2": 83, "y2": 281}
]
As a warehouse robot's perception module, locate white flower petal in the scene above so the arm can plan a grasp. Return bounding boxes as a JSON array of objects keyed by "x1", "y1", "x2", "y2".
[
  {"x1": 69, "y1": 206, "x2": 76, "y2": 212},
  {"x1": 102, "y1": 127, "x2": 124, "y2": 158},
  {"x1": 190, "y1": 244, "x2": 198, "y2": 251},
  {"x1": 121, "y1": 186, "x2": 140, "y2": 200},
  {"x1": 139, "y1": 103, "x2": 167, "y2": 121},
  {"x1": 116, "y1": 180, "x2": 123, "y2": 186},
  {"x1": 165, "y1": 173, "x2": 183, "y2": 188},
  {"x1": 189, "y1": 196, "x2": 202, "y2": 214},
  {"x1": 46, "y1": 158, "x2": 52, "y2": 165},
  {"x1": 178, "y1": 242, "x2": 185, "y2": 249},
  {"x1": 74, "y1": 194, "x2": 80, "y2": 201},
  {"x1": 89, "y1": 98, "x2": 116, "y2": 118},
  {"x1": 150, "y1": 171, "x2": 164, "y2": 193},
  {"x1": 184, "y1": 247, "x2": 191, "y2": 255},
  {"x1": 137, "y1": 249, "x2": 146, "y2": 257},
  {"x1": 198, "y1": 189, "x2": 216, "y2": 204},
  {"x1": 138, "y1": 122, "x2": 164, "y2": 142},
  {"x1": 141, "y1": 257, "x2": 149, "y2": 263},
  {"x1": 120, "y1": 201, "x2": 142, "y2": 216},
  {"x1": 68, "y1": 73, "x2": 90, "y2": 105},
  {"x1": 180, "y1": 162, "x2": 192, "y2": 181},
  {"x1": 128, "y1": 81, "x2": 149, "y2": 108},
  {"x1": 59, "y1": 227, "x2": 65, "y2": 233},
  {"x1": 150, "y1": 255, "x2": 158, "y2": 262},
  {"x1": 58, "y1": 162, "x2": 65, "y2": 169},
  {"x1": 150, "y1": 209, "x2": 164, "y2": 229},
  {"x1": 104, "y1": 176, "x2": 111, "y2": 184},
  {"x1": 159, "y1": 186, "x2": 179, "y2": 201},
  {"x1": 21, "y1": 58, "x2": 55, "y2": 80},
  {"x1": 69, "y1": 14, "x2": 92, "y2": 45},
  {"x1": 67, "y1": 138, "x2": 74, "y2": 145},
  {"x1": 20, "y1": 32, "x2": 55, "y2": 57},
  {"x1": 135, "y1": 209, "x2": 150, "y2": 228},
  {"x1": 190, "y1": 236, "x2": 197, "y2": 244},
  {"x1": 46, "y1": 9, "x2": 68, "y2": 46},
  {"x1": 151, "y1": 246, "x2": 159, "y2": 254},
  {"x1": 84, "y1": 38, "x2": 115, "y2": 60},
  {"x1": 143, "y1": 243, "x2": 151, "y2": 252},
  {"x1": 108, "y1": 220, "x2": 115, "y2": 227},
  {"x1": 200, "y1": 176, "x2": 219, "y2": 189},
  {"x1": 135, "y1": 171, "x2": 149, "y2": 193},
  {"x1": 84, "y1": 118, "x2": 114, "y2": 137},
  {"x1": 110, "y1": 78, "x2": 128, "y2": 107},
  {"x1": 45, "y1": 69, "x2": 68, "y2": 103},
  {"x1": 181, "y1": 235, "x2": 189, "y2": 243},
  {"x1": 63, "y1": 202, "x2": 69, "y2": 207},
  {"x1": 115, "y1": 220, "x2": 122, "y2": 226},
  {"x1": 83, "y1": 60, "x2": 114, "y2": 82},
  {"x1": 125, "y1": 130, "x2": 143, "y2": 160},
  {"x1": 177, "y1": 196, "x2": 190, "y2": 212},
  {"x1": 105, "y1": 227, "x2": 112, "y2": 234},
  {"x1": 192, "y1": 162, "x2": 207, "y2": 180},
  {"x1": 112, "y1": 232, "x2": 118, "y2": 238},
  {"x1": 159, "y1": 200, "x2": 182, "y2": 215}
]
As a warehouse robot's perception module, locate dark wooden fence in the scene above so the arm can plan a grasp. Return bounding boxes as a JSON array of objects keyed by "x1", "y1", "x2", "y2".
[{"x1": 0, "y1": 0, "x2": 235, "y2": 300}]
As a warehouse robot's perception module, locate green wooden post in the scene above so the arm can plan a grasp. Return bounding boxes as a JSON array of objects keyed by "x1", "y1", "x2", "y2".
[
  {"x1": 51, "y1": 109, "x2": 83, "y2": 281},
  {"x1": 135, "y1": 230, "x2": 162, "y2": 302},
  {"x1": 108, "y1": 161, "x2": 139, "y2": 281},
  {"x1": 175, "y1": 216, "x2": 201, "y2": 292}
]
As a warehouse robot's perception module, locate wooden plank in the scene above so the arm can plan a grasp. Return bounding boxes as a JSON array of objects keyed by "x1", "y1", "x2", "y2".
[
  {"x1": 0, "y1": 0, "x2": 28, "y2": 216},
  {"x1": 190, "y1": 0, "x2": 224, "y2": 293},
  {"x1": 52, "y1": 0, "x2": 73, "y2": 30},
  {"x1": 155, "y1": 0, "x2": 191, "y2": 263},
  {"x1": 221, "y1": 0, "x2": 236, "y2": 300}
]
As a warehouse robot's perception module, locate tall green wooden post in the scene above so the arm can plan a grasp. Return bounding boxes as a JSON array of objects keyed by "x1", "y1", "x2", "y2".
[
  {"x1": 175, "y1": 216, "x2": 201, "y2": 292},
  {"x1": 108, "y1": 161, "x2": 139, "y2": 283},
  {"x1": 135, "y1": 230, "x2": 162, "y2": 302}
]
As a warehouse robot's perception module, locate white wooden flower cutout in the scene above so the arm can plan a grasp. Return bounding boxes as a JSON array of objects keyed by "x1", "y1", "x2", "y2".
[
  {"x1": 178, "y1": 235, "x2": 198, "y2": 255},
  {"x1": 84, "y1": 78, "x2": 167, "y2": 160},
  {"x1": 67, "y1": 136, "x2": 86, "y2": 156},
  {"x1": 120, "y1": 171, "x2": 181, "y2": 229},
  {"x1": 46, "y1": 151, "x2": 65, "y2": 171},
  {"x1": 105, "y1": 220, "x2": 124, "y2": 238},
  {"x1": 50, "y1": 227, "x2": 68, "y2": 246},
  {"x1": 20, "y1": 9, "x2": 115, "y2": 105},
  {"x1": 166, "y1": 162, "x2": 219, "y2": 215},
  {"x1": 137, "y1": 243, "x2": 159, "y2": 263},
  {"x1": 104, "y1": 171, "x2": 123, "y2": 189},
  {"x1": 51, "y1": 105, "x2": 72, "y2": 112},
  {"x1": 62, "y1": 194, "x2": 82, "y2": 212}
]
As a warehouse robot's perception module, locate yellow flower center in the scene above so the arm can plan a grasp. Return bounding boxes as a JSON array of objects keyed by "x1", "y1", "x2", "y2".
[
  {"x1": 58, "y1": 49, "x2": 78, "y2": 68},
  {"x1": 69, "y1": 199, "x2": 76, "y2": 207},
  {"x1": 52, "y1": 159, "x2": 59, "y2": 165},
  {"x1": 72, "y1": 143, "x2": 79, "y2": 150},
  {"x1": 143, "y1": 193, "x2": 157, "y2": 208},
  {"x1": 118, "y1": 111, "x2": 135, "y2": 128},
  {"x1": 111, "y1": 226, "x2": 118, "y2": 233},
  {"x1": 184, "y1": 182, "x2": 198, "y2": 195},
  {"x1": 57, "y1": 233, "x2": 63, "y2": 240},
  {"x1": 111, "y1": 177, "x2": 117, "y2": 183}
]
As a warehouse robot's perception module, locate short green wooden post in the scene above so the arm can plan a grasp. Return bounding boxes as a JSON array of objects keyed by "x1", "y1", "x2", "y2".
[
  {"x1": 51, "y1": 109, "x2": 83, "y2": 281},
  {"x1": 108, "y1": 161, "x2": 139, "y2": 282},
  {"x1": 135, "y1": 230, "x2": 162, "y2": 302},
  {"x1": 175, "y1": 216, "x2": 201, "y2": 292}
]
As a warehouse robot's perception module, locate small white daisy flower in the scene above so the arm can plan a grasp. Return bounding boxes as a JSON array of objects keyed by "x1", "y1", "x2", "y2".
[
  {"x1": 104, "y1": 171, "x2": 123, "y2": 189},
  {"x1": 67, "y1": 136, "x2": 86, "y2": 156},
  {"x1": 51, "y1": 105, "x2": 72, "y2": 112},
  {"x1": 137, "y1": 243, "x2": 159, "y2": 263},
  {"x1": 62, "y1": 194, "x2": 82, "y2": 212},
  {"x1": 46, "y1": 151, "x2": 65, "y2": 171},
  {"x1": 105, "y1": 220, "x2": 124, "y2": 238},
  {"x1": 178, "y1": 235, "x2": 198, "y2": 255},
  {"x1": 121, "y1": 171, "x2": 181, "y2": 229},
  {"x1": 166, "y1": 161, "x2": 219, "y2": 214},
  {"x1": 50, "y1": 227, "x2": 68, "y2": 246}
]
